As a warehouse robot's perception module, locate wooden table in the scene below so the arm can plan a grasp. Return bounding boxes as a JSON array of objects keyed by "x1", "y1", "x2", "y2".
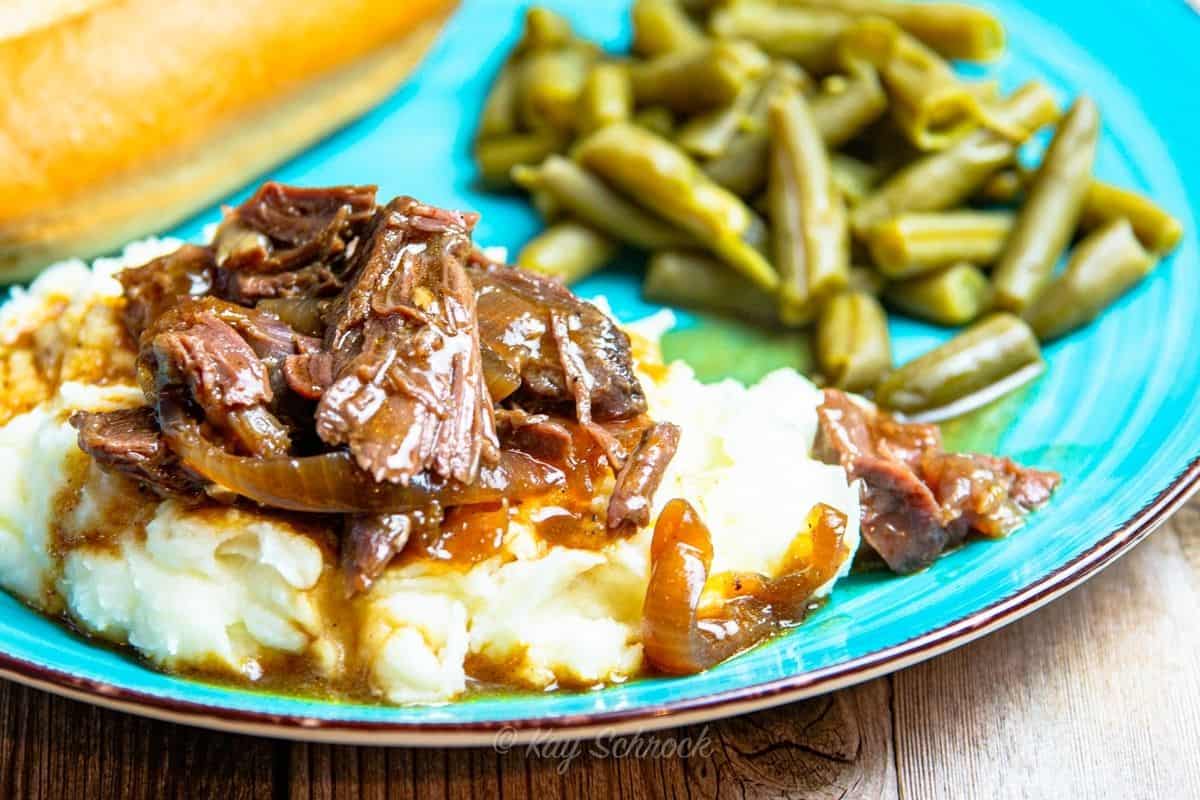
[{"x1": 3, "y1": 498, "x2": 1198, "y2": 800}]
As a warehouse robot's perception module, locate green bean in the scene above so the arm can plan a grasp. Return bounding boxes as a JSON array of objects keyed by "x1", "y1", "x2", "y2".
[
  {"x1": 848, "y1": 265, "x2": 887, "y2": 296},
  {"x1": 852, "y1": 82, "x2": 1059, "y2": 235},
  {"x1": 519, "y1": 45, "x2": 594, "y2": 133},
  {"x1": 975, "y1": 168, "x2": 1025, "y2": 205},
  {"x1": 830, "y1": 153, "x2": 883, "y2": 207},
  {"x1": 632, "y1": 0, "x2": 707, "y2": 57},
  {"x1": 576, "y1": 123, "x2": 779, "y2": 289},
  {"x1": 874, "y1": 313, "x2": 1043, "y2": 415},
  {"x1": 810, "y1": 61, "x2": 888, "y2": 149},
  {"x1": 643, "y1": 251, "x2": 780, "y2": 324},
  {"x1": 577, "y1": 62, "x2": 633, "y2": 135},
  {"x1": 529, "y1": 188, "x2": 562, "y2": 222},
  {"x1": 1081, "y1": 181, "x2": 1184, "y2": 255},
  {"x1": 703, "y1": 61, "x2": 808, "y2": 197},
  {"x1": 517, "y1": 222, "x2": 619, "y2": 284},
  {"x1": 839, "y1": 17, "x2": 1007, "y2": 151},
  {"x1": 992, "y1": 97, "x2": 1100, "y2": 313},
  {"x1": 478, "y1": 60, "x2": 521, "y2": 139},
  {"x1": 709, "y1": 1, "x2": 853, "y2": 73},
  {"x1": 512, "y1": 155, "x2": 694, "y2": 250},
  {"x1": 995, "y1": 174, "x2": 1186, "y2": 254},
  {"x1": 676, "y1": 76, "x2": 761, "y2": 158},
  {"x1": 1024, "y1": 219, "x2": 1157, "y2": 341},
  {"x1": 632, "y1": 106, "x2": 676, "y2": 138},
  {"x1": 779, "y1": 0, "x2": 1005, "y2": 61},
  {"x1": 629, "y1": 40, "x2": 769, "y2": 113},
  {"x1": 515, "y1": 7, "x2": 574, "y2": 54},
  {"x1": 867, "y1": 210, "x2": 1014, "y2": 278},
  {"x1": 767, "y1": 88, "x2": 849, "y2": 322},
  {"x1": 884, "y1": 262, "x2": 992, "y2": 326},
  {"x1": 475, "y1": 132, "x2": 565, "y2": 187},
  {"x1": 817, "y1": 292, "x2": 892, "y2": 392}
]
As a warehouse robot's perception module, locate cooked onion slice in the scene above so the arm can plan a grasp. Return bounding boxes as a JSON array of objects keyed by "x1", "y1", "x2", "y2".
[
  {"x1": 642, "y1": 500, "x2": 849, "y2": 675},
  {"x1": 160, "y1": 402, "x2": 565, "y2": 513}
]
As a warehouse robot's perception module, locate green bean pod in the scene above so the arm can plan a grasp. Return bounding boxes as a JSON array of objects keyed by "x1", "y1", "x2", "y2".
[
  {"x1": 511, "y1": 155, "x2": 694, "y2": 251},
  {"x1": 867, "y1": 210, "x2": 1014, "y2": 278},
  {"x1": 515, "y1": 7, "x2": 574, "y2": 54},
  {"x1": 703, "y1": 61, "x2": 808, "y2": 197},
  {"x1": 810, "y1": 61, "x2": 889, "y2": 149},
  {"x1": 643, "y1": 251, "x2": 780, "y2": 325},
  {"x1": 676, "y1": 76, "x2": 762, "y2": 159},
  {"x1": 709, "y1": 1, "x2": 853, "y2": 73},
  {"x1": 817, "y1": 291, "x2": 893, "y2": 392},
  {"x1": 992, "y1": 97, "x2": 1100, "y2": 313},
  {"x1": 518, "y1": 45, "x2": 595, "y2": 133},
  {"x1": 632, "y1": 106, "x2": 677, "y2": 138},
  {"x1": 997, "y1": 175, "x2": 1186, "y2": 254},
  {"x1": 884, "y1": 262, "x2": 992, "y2": 326},
  {"x1": 974, "y1": 168, "x2": 1026, "y2": 205},
  {"x1": 517, "y1": 222, "x2": 619, "y2": 284},
  {"x1": 629, "y1": 40, "x2": 768, "y2": 114},
  {"x1": 1024, "y1": 219, "x2": 1157, "y2": 341},
  {"x1": 779, "y1": 0, "x2": 1005, "y2": 61},
  {"x1": 874, "y1": 313, "x2": 1043, "y2": 414},
  {"x1": 1081, "y1": 181, "x2": 1184, "y2": 255},
  {"x1": 839, "y1": 17, "x2": 1007, "y2": 151},
  {"x1": 577, "y1": 62, "x2": 633, "y2": 135},
  {"x1": 632, "y1": 0, "x2": 707, "y2": 56},
  {"x1": 767, "y1": 88, "x2": 849, "y2": 322},
  {"x1": 576, "y1": 123, "x2": 780, "y2": 289},
  {"x1": 852, "y1": 82, "x2": 1059, "y2": 235},
  {"x1": 475, "y1": 132, "x2": 565, "y2": 187},
  {"x1": 478, "y1": 60, "x2": 521, "y2": 139},
  {"x1": 848, "y1": 265, "x2": 887, "y2": 296},
  {"x1": 830, "y1": 153, "x2": 883, "y2": 207}
]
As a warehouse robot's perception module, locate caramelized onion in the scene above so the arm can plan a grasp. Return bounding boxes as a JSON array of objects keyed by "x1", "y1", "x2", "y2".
[
  {"x1": 256, "y1": 297, "x2": 329, "y2": 337},
  {"x1": 160, "y1": 402, "x2": 565, "y2": 513},
  {"x1": 642, "y1": 500, "x2": 849, "y2": 675}
]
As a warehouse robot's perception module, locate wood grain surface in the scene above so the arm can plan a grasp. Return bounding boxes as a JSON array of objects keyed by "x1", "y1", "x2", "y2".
[{"x1": 2, "y1": 496, "x2": 1197, "y2": 800}]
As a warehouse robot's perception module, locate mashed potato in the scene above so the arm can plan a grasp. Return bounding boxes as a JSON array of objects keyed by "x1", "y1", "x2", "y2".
[{"x1": 0, "y1": 242, "x2": 860, "y2": 704}]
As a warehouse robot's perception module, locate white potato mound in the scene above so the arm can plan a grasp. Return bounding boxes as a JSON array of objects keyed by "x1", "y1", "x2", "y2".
[{"x1": 0, "y1": 242, "x2": 860, "y2": 705}]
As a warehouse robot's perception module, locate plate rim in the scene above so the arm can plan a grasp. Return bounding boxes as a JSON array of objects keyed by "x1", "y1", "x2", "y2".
[{"x1": 1, "y1": 455, "x2": 1195, "y2": 746}]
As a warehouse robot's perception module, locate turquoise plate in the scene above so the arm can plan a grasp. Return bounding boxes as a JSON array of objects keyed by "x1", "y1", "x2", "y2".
[{"x1": 1, "y1": 0, "x2": 1198, "y2": 745}]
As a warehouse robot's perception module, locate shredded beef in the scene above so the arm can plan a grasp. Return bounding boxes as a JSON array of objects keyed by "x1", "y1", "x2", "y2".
[
  {"x1": 342, "y1": 507, "x2": 442, "y2": 595},
  {"x1": 316, "y1": 197, "x2": 499, "y2": 485},
  {"x1": 815, "y1": 389, "x2": 1060, "y2": 573},
  {"x1": 70, "y1": 407, "x2": 206, "y2": 498},
  {"x1": 143, "y1": 298, "x2": 306, "y2": 457},
  {"x1": 214, "y1": 183, "x2": 377, "y2": 274},
  {"x1": 607, "y1": 422, "x2": 681, "y2": 532},
  {"x1": 468, "y1": 260, "x2": 647, "y2": 421},
  {"x1": 118, "y1": 245, "x2": 215, "y2": 341}
]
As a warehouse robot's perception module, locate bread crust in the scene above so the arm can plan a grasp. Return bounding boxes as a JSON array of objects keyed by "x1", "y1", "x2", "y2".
[{"x1": 0, "y1": 0, "x2": 457, "y2": 280}]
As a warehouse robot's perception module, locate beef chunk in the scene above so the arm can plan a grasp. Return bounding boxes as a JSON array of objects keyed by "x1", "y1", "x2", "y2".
[
  {"x1": 468, "y1": 261, "x2": 646, "y2": 422},
  {"x1": 816, "y1": 389, "x2": 1059, "y2": 573},
  {"x1": 214, "y1": 183, "x2": 377, "y2": 273},
  {"x1": 607, "y1": 421, "x2": 681, "y2": 532},
  {"x1": 921, "y1": 452, "x2": 1061, "y2": 539},
  {"x1": 215, "y1": 262, "x2": 343, "y2": 305},
  {"x1": 144, "y1": 298, "x2": 302, "y2": 456},
  {"x1": 283, "y1": 352, "x2": 335, "y2": 400},
  {"x1": 850, "y1": 455, "x2": 949, "y2": 573},
  {"x1": 316, "y1": 197, "x2": 499, "y2": 485},
  {"x1": 342, "y1": 507, "x2": 443, "y2": 595},
  {"x1": 70, "y1": 407, "x2": 205, "y2": 498},
  {"x1": 118, "y1": 245, "x2": 215, "y2": 341}
]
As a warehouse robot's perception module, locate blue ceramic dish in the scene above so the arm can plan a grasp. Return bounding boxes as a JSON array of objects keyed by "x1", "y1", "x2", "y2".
[{"x1": 1, "y1": 0, "x2": 1197, "y2": 745}]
